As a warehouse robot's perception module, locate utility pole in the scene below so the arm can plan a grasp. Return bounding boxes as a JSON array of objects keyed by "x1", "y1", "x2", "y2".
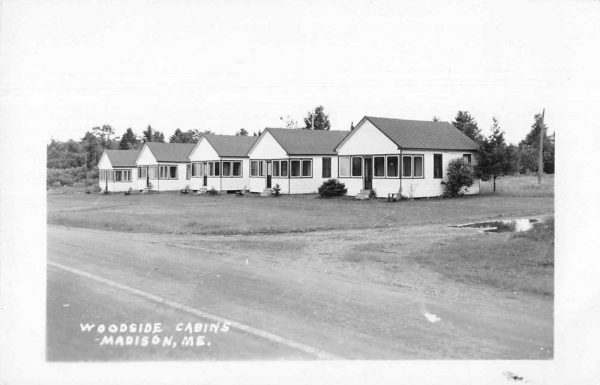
[{"x1": 538, "y1": 108, "x2": 545, "y2": 185}]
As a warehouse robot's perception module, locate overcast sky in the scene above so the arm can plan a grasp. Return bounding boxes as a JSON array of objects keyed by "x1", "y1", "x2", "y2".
[{"x1": 1, "y1": 0, "x2": 599, "y2": 144}]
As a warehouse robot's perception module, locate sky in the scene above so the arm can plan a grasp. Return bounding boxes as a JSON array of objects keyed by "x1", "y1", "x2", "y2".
[{"x1": 1, "y1": 0, "x2": 599, "y2": 144}]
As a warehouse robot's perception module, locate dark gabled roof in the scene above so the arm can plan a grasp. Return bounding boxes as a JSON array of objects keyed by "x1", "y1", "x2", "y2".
[
  {"x1": 362, "y1": 116, "x2": 480, "y2": 151},
  {"x1": 146, "y1": 142, "x2": 196, "y2": 162},
  {"x1": 204, "y1": 135, "x2": 257, "y2": 157},
  {"x1": 263, "y1": 128, "x2": 349, "y2": 155},
  {"x1": 103, "y1": 149, "x2": 140, "y2": 167}
]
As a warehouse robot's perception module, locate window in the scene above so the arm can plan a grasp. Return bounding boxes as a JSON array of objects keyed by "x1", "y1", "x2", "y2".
[
  {"x1": 374, "y1": 156, "x2": 385, "y2": 177},
  {"x1": 291, "y1": 160, "x2": 301, "y2": 177},
  {"x1": 387, "y1": 156, "x2": 398, "y2": 177},
  {"x1": 413, "y1": 156, "x2": 423, "y2": 177},
  {"x1": 232, "y1": 161, "x2": 242, "y2": 177},
  {"x1": 193, "y1": 163, "x2": 201, "y2": 177},
  {"x1": 463, "y1": 154, "x2": 472, "y2": 164},
  {"x1": 158, "y1": 165, "x2": 177, "y2": 179},
  {"x1": 339, "y1": 156, "x2": 350, "y2": 177},
  {"x1": 138, "y1": 167, "x2": 147, "y2": 179},
  {"x1": 250, "y1": 161, "x2": 258, "y2": 177},
  {"x1": 114, "y1": 170, "x2": 131, "y2": 182},
  {"x1": 433, "y1": 154, "x2": 443, "y2": 179},
  {"x1": 259, "y1": 161, "x2": 265, "y2": 177},
  {"x1": 186, "y1": 164, "x2": 191, "y2": 180},
  {"x1": 222, "y1": 161, "x2": 231, "y2": 177},
  {"x1": 148, "y1": 166, "x2": 156, "y2": 179},
  {"x1": 402, "y1": 156, "x2": 412, "y2": 177},
  {"x1": 214, "y1": 162, "x2": 220, "y2": 177},
  {"x1": 280, "y1": 160, "x2": 288, "y2": 177},
  {"x1": 322, "y1": 157, "x2": 331, "y2": 178},
  {"x1": 273, "y1": 161, "x2": 280, "y2": 177},
  {"x1": 351, "y1": 157, "x2": 362, "y2": 177},
  {"x1": 302, "y1": 160, "x2": 312, "y2": 177}
]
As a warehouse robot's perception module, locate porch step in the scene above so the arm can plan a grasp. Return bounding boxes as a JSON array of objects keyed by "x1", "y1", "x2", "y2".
[
  {"x1": 355, "y1": 189, "x2": 372, "y2": 200},
  {"x1": 260, "y1": 188, "x2": 273, "y2": 197}
]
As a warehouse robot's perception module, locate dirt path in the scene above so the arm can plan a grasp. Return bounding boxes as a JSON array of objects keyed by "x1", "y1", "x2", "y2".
[{"x1": 47, "y1": 224, "x2": 553, "y2": 360}]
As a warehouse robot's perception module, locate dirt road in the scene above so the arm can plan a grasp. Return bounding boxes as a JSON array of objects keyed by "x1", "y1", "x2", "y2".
[{"x1": 47, "y1": 225, "x2": 553, "y2": 360}]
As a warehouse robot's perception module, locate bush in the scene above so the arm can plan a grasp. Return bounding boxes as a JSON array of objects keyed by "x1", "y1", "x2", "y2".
[
  {"x1": 207, "y1": 187, "x2": 219, "y2": 195},
  {"x1": 272, "y1": 184, "x2": 281, "y2": 197},
  {"x1": 318, "y1": 179, "x2": 347, "y2": 197},
  {"x1": 442, "y1": 159, "x2": 474, "y2": 197},
  {"x1": 47, "y1": 167, "x2": 99, "y2": 187}
]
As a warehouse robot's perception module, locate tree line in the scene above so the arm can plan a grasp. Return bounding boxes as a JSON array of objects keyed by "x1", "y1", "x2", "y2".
[{"x1": 449, "y1": 110, "x2": 555, "y2": 191}]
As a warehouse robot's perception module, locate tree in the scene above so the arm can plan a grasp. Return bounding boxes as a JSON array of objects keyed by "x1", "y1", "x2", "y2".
[
  {"x1": 47, "y1": 139, "x2": 84, "y2": 168},
  {"x1": 304, "y1": 105, "x2": 331, "y2": 130},
  {"x1": 81, "y1": 131, "x2": 102, "y2": 169},
  {"x1": 442, "y1": 159, "x2": 475, "y2": 197},
  {"x1": 518, "y1": 113, "x2": 554, "y2": 174},
  {"x1": 119, "y1": 128, "x2": 140, "y2": 149},
  {"x1": 236, "y1": 128, "x2": 249, "y2": 136},
  {"x1": 253, "y1": 130, "x2": 262, "y2": 137},
  {"x1": 142, "y1": 125, "x2": 165, "y2": 143},
  {"x1": 432, "y1": 116, "x2": 440, "y2": 122},
  {"x1": 92, "y1": 125, "x2": 116, "y2": 149},
  {"x1": 476, "y1": 117, "x2": 517, "y2": 191},
  {"x1": 169, "y1": 128, "x2": 196, "y2": 143},
  {"x1": 350, "y1": 121, "x2": 355, "y2": 131},
  {"x1": 452, "y1": 111, "x2": 483, "y2": 143},
  {"x1": 280, "y1": 115, "x2": 299, "y2": 129}
]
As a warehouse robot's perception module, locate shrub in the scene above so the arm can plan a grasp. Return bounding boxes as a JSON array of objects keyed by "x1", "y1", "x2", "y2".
[
  {"x1": 368, "y1": 189, "x2": 377, "y2": 199},
  {"x1": 442, "y1": 159, "x2": 474, "y2": 197},
  {"x1": 318, "y1": 179, "x2": 347, "y2": 197},
  {"x1": 207, "y1": 187, "x2": 219, "y2": 195},
  {"x1": 272, "y1": 184, "x2": 281, "y2": 197}
]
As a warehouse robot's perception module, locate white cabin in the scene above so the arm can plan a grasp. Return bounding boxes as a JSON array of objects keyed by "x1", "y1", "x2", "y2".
[
  {"x1": 246, "y1": 128, "x2": 349, "y2": 194},
  {"x1": 135, "y1": 142, "x2": 196, "y2": 191},
  {"x1": 335, "y1": 116, "x2": 480, "y2": 198},
  {"x1": 188, "y1": 135, "x2": 257, "y2": 192},
  {"x1": 97, "y1": 149, "x2": 140, "y2": 192}
]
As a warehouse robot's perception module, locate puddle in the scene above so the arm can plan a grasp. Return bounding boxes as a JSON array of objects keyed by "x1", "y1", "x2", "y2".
[{"x1": 454, "y1": 218, "x2": 540, "y2": 233}]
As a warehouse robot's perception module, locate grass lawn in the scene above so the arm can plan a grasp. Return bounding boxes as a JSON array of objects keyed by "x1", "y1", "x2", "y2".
[
  {"x1": 48, "y1": 188, "x2": 553, "y2": 235},
  {"x1": 412, "y1": 218, "x2": 554, "y2": 296}
]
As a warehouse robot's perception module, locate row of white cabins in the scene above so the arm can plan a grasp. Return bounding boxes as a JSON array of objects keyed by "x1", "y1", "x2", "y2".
[{"x1": 98, "y1": 116, "x2": 480, "y2": 198}]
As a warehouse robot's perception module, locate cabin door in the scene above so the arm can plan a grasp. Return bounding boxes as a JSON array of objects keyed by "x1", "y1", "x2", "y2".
[
  {"x1": 203, "y1": 163, "x2": 208, "y2": 187},
  {"x1": 266, "y1": 161, "x2": 272, "y2": 188},
  {"x1": 364, "y1": 157, "x2": 373, "y2": 190}
]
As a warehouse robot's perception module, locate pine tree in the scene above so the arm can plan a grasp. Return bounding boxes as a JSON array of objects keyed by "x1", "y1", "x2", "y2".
[
  {"x1": 304, "y1": 106, "x2": 331, "y2": 130},
  {"x1": 452, "y1": 111, "x2": 483, "y2": 143},
  {"x1": 119, "y1": 128, "x2": 140, "y2": 149},
  {"x1": 476, "y1": 117, "x2": 517, "y2": 191}
]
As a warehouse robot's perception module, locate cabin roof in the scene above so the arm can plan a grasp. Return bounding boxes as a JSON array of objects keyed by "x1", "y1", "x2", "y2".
[
  {"x1": 103, "y1": 149, "x2": 140, "y2": 167},
  {"x1": 263, "y1": 128, "x2": 349, "y2": 155},
  {"x1": 362, "y1": 116, "x2": 479, "y2": 151},
  {"x1": 203, "y1": 135, "x2": 257, "y2": 157},
  {"x1": 145, "y1": 142, "x2": 196, "y2": 162}
]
